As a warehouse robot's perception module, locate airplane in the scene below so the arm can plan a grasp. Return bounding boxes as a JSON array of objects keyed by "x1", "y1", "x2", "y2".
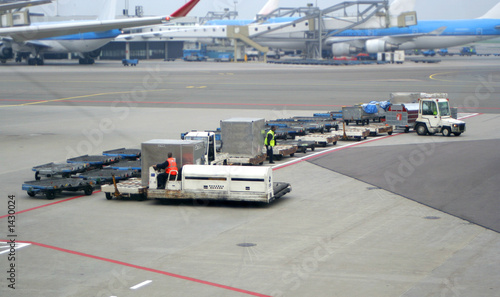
[
  {"x1": 118, "y1": 0, "x2": 500, "y2": 59},
  {"x1": 0, "y1": 0, "x2": 201, "y2": 65},
  {"x1": 325, "y1": 0, "x2": 500, "y2": 56},
  {"x1": 116, "y1": 0, "x2": 414, "y2": 56}
]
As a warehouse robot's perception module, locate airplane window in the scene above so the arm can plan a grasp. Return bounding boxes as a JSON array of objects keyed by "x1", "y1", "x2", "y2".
[
  {"x1": 305, "y1": 22, "x2": 308, "y2": 26},
  {"x1": 268, "y1": 26, "x2": 271, "y2": 30},
  {"x1": 255, "y1": 28, "x2": 258, "y2": 31},
  {"x1": 213, "y1": 28, "x2": 216, "y2": 32},
  {"x1": 293, "y1": 24, "x2": 296, "y2": 27},
  {"x1": 222, "y1": 28, "x2": 225, "y2": 32}
]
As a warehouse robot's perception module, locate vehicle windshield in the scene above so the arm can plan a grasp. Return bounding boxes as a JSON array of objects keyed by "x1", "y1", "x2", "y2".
[
  {"x1": 185, "y1": 136, "x2": 208, "y2": 149},
  {"x1": 438, "y1": 101, "x2": 451, "y2": 116}
]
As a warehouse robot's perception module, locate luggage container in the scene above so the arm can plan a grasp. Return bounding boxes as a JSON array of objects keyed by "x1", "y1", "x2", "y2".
[
  {"x1": 141, "y1": 139, "x2": 205, "y2": 186},
  {"x1": 342, "y1": 105, "x2": 384, "y2": 125},
  {"x1": 221, "y1": 118, "x2": 267, "y2": 165},
  {"x1": 385, "y1": 103, "x2": 419, "y2": 132}
]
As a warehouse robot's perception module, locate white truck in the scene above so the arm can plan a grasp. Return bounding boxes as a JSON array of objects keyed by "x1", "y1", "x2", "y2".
[
  {"x1": 414, "y1": 94, "x2": 466, "y2": 136},
  {"x1": 386, "y1": 93, "x2": 466, "y2": 136}
]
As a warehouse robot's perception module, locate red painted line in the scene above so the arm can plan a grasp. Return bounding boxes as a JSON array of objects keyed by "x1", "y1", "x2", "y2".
[
  {"x1": 0, "y1": 191, "x2": 99, "y2": 219},
  {"x1": 0, "y1": 240, "x2": 270, "y2": 297}
]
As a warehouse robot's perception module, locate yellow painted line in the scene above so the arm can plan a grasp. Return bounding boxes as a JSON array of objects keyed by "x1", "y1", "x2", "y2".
[
  {"x1": 0, "y1": 89, "x2": 171, "y2": 108},
  {"x1": 429, "y1": 71, "x2": 459, "y2": 82}
]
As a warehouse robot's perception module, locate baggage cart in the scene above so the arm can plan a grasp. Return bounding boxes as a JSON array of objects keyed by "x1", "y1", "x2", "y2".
[
  {"x1": 122, "y1": 59, "x2": 138, "y2": 66},
  {"x1": 108, "y1": 159, "x2": 142, "y2": 170},
  {"x1": 67, "y1": 155, "x2": 120, "y2": 168},
  {"x1": 365, "y1": 124, "x2": 394, "y2": 136},
  {"x1": 77, "y1": 168, "x2": 139, "y2": 184},
  {"x1": 22, "y1": 178, "x2": 94, "y2": 200},
  {"x1": 102, "y1": 148, "x2": 141, "y2": 159},
  {"x1": 295, "y1": 133, "x2": 339, "y2": 147},
  {"x1": 273, "y1": 144, "x2": 298, "y2": 160},
  {"x1": 331, "y1": 128, "x2": 370, "y2": 141},
  {"x1": 279, "y1": 139, "x2": 316, "y2": 153},
  {"x1": 32, "y1": 162, "x2": 90, "y2": 180},
  {"x1": 342, "y1": 105, "x2": 384, "y2": 125},
  {"x1": 101, "y1": 178, "x2": 146, "y2": 200}
]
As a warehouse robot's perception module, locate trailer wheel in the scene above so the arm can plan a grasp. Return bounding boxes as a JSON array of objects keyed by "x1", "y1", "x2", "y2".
[
  {"x1": 453, "y1": 132, "x2": 462, "y2": 136},
  {"x1": 35, "y1": 171, "x2": 40, "y2": 180},
  {"x1": 27, "y1": 191, "x2": 36, "y2": 197},
  {"x1": 105, "y1": 192, "x2": 112, "y2": 200},
  {"x1": 442, "y1": 127, "x2": 451, "y2": 137},
  {"x1": 138, "y1": 193, "x2": 147, "y2": 201},
  {"x1": 84, "y1": 186, "x2": 93, "y2": 196},
  {"x1": 388, "y1": 131, "x2": 393, "y2": 135},
  {"x1": 416, "y1": 124, "x2": 428, "y2": 136},
  {"x1": 46, "y1": 191, "x2": 56, "y2": 200}
]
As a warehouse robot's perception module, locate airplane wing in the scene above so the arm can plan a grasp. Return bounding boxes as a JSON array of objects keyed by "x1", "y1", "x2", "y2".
[
  {"x1": 0, "y1": 0, "x2": 200, "y2": 42},
  {"x1": 0, "y1": 17, "x2": 170, "y2": 42},
  {"x1": 0, "y1": 0, "x2": 52, "y2": 13}
]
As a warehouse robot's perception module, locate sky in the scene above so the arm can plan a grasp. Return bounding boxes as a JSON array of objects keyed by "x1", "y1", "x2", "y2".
[{"x1": 28, "y1": 0, "x2": 500, "y2": 20}]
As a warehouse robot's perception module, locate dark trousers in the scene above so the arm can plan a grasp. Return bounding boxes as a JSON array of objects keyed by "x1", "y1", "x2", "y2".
[
  {"x1": 266, "y1": 145, "x2": 274, "y2": 163},
  {"x1": 157, "y1": 173, "x2": 168, "y2": 189}
]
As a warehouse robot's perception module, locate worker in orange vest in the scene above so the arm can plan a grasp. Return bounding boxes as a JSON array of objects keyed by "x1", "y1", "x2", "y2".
[{"x1": 153, "y1": 152, "x2": 178, "y2": 189}]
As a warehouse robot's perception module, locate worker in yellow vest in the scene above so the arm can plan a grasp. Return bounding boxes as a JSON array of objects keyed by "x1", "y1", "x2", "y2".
[{"x1": 265, "y1": 126, "x2": 277, "y2": 164}]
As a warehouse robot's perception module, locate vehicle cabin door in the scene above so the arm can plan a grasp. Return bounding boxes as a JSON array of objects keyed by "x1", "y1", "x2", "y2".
[{"x1": 420, "y1": 100, "x2": 441, "y2": 128}]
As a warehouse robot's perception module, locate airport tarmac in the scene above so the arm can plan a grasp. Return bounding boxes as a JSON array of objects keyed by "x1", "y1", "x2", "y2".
[{"x1": 0, "y1": 58, "x2": 499, "y2": 297}]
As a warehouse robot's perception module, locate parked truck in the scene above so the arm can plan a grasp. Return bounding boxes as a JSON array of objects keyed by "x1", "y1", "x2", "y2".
[{"x1": 386, "y1": 93, "x2": 466, "y2": 136}]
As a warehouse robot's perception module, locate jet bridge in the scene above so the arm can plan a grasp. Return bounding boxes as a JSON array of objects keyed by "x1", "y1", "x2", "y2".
[{"x1": 245, "y1": 0, "x2": 416, "y2": 59}]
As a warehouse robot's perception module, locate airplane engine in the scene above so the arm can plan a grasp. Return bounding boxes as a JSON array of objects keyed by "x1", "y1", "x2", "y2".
[
  {"x1": 365, "y1": 39, "x2": 399, "y2": 53},
  {"x1": 0, "y1": 45, "x2": 14, "y2": 60},
  {"x1": 331, "y1": 43, "x2": 358, "y2": 56}
]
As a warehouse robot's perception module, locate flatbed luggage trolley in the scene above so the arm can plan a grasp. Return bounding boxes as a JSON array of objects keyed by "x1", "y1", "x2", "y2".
[
  {"x1": 32, "y1": 162, "x2": 90, "y2": 180},
  {"x1": 22, "y1": 178, "x2": 94, "y2": 200},
  {"x1": 102, "y1": 148, "x2": 141, "y2": 159}
]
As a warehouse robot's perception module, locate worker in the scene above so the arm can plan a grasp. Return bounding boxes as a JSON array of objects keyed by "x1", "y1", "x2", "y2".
[
  {"x1": 153, "y1": 152, "x2": 178, "y2": 189},
  {"x1": 265, "y1": 126, "x2": 277, "y2": 164}
]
